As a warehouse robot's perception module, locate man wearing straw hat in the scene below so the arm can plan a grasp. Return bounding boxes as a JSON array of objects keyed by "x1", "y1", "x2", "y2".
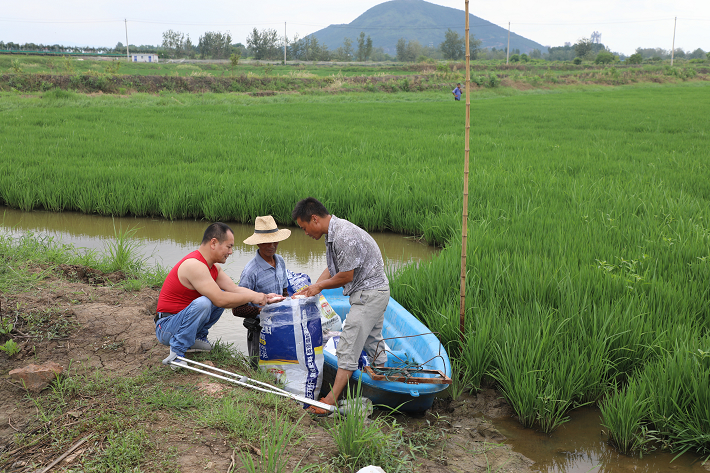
[
  {"x1": 291, "y1": 197, "x2": 389, "y2": 415},
  {"x1": 156, "y1": 222, "x2": 284, "y2": 370},
  {"x1": 234, "y1": 215, "x2": 292, "y2": 369}
]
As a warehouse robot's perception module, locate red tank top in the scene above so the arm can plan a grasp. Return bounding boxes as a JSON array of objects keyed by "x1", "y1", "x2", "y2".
[{"x1": 157, "y1": 250, "x2": 219, "y2": 314}]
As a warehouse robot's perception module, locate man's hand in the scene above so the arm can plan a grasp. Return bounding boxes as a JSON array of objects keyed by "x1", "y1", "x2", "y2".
[
  {"x1": 293, "y1": 284, "x2": 320, "y2": 298},
  {"x1": 251, "y1": 293, "x2": 269, "y2": 307},
  {"x1": 266, "y1": 293, "x2": 285, "y2": 304},
  {"x1": 251, "y1": 293, "x2": 285, "y2": 307}
]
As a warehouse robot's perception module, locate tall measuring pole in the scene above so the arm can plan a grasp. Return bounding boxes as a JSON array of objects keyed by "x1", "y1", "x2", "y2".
[
  {"x1": 670, "y1": 17, "x2": 677, "y2": 66},
  {"x1": 284, "y1": 22, "x2": 287, "y2": 63},
  {"x1": 459, "y1": 0, "x2": 471, "y2": 345},
  {"x1": 506, "y1": 22, "x2": 510, "y2": 64},
  {"x1": 125, "y1": 19, "x2": 130, "y2": 61}
]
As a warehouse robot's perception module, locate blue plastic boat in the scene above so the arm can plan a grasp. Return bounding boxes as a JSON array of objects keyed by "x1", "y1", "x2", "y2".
[{"x1": 320, "y1": 288, "x2": 451, "y2": 412}]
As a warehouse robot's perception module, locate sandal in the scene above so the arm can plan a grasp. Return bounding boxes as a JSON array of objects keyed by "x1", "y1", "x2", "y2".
[{"x1": 306, "y1": 398, "x2": 335, "y2": 417}]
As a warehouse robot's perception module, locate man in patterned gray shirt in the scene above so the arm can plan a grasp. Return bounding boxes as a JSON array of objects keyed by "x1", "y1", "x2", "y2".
[{"x1": 292, "y1": 197, "x2": 390, "y2": 415}]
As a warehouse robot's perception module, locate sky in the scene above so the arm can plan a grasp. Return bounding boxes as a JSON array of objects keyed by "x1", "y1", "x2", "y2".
[{"x1": 1, "y1": 0, "x2": 708, "y2": 56}]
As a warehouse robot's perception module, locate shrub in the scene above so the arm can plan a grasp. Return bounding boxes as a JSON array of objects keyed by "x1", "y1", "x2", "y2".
[
  {"x1": 573, "y1": 57, "x2": 583, "y2": 65},
  {"x1": 104, "y1": 60, "x2": 122, "y2": 74},
  {"x1": 230, "y1": 80, "x2": 245, "y2": 92},
  {"x1": 399, "y1": 78, "x2": 410, "y2": 91},
  {"x1": 62, "y1": 57, "x2": 75, "y2": 73},
  {"x1": 627, "y1": 53, "x2": 643, "y2": 64},
  {"x1": 595, "y1": 51, "x2": 616, "y2": 64}
]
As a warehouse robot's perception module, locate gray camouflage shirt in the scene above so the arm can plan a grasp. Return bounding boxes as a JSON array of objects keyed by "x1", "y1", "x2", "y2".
[{"x1": 325, "y1": 215, "x2": 389, "y2": 296}]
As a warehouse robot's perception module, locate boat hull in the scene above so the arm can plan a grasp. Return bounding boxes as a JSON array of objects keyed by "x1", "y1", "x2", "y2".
[{"x1": 319, "y1": 288, "x2": 451, "y2": 412}]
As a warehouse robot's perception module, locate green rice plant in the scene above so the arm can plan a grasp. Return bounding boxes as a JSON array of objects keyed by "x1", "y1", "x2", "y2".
[
  {"x1": 491, "y1": 307, "x2": 587, "y2": 432},
  {"x1": 599, "y1": 378, "x2": 652, "y2": 456},
  {"x1": 328, "y1": 381, "x2": 417, "y2": 472},
  {"x1": 448, "y1": 356, "x2": 472, "y2": 400},
  {"x1": 641, "y1": 334, "x2": 710, "y2": 460},
  {"x1": 104, "y1": 221, "x2": 144, "y2": 275},
  {"x1": 238, "y1": 409, "x2": 310, "y2": 473},
  {"x1": 461, "y1": 308, "x2": 499, "y2": 392}
]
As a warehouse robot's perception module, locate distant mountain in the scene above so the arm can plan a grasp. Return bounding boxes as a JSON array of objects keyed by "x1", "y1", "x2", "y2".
[{"x1": 308, "y1": 0, "x2": 546, "y2": 55}]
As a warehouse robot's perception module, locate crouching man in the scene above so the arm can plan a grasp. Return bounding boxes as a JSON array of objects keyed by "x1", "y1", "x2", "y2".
[{"x1": 155, "y1": 222, "x2": 284, "y2": 370}]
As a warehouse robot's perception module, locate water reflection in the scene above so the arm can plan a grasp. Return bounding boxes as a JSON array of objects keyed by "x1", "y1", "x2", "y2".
[
  {"x1": 0, "y1": 207, "x2": 437, "y2": 282},
  {"x1": 493, "y1": 406, "x2": 708, "y2": 473}
]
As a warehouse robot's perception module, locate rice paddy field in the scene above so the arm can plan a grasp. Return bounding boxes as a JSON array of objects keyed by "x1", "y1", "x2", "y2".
[{"x1": 1, "y1": 81, "x2": 709, "y2": 459}]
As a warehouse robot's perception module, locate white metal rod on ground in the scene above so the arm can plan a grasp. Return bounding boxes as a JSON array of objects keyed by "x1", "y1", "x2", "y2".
[
  {"x1": 460, "y1": 0, "x2": 471, "y2": 345},
  {"x1": 174, "y1": 356, "x2": 338, "y2": 413}
]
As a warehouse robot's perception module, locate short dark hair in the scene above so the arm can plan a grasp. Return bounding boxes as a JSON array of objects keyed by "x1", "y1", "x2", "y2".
[
  {"x1": 201, "y1": 222, "x2": 233, "y2": 244},
  {"x1": 292, "y1": 197, "x2": 329, "y2": 223}
]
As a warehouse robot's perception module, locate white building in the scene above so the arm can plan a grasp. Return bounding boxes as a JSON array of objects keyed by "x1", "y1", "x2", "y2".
[{"x1": 130, "y1": 54, "x2": 159, "y2": 63}]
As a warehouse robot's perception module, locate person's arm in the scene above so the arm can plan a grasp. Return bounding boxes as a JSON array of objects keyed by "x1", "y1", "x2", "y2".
[
  {"x1": 180, "y1": 259, "x2": 281, "y2": 308},
  {"x1": 316, "y1": 267, "x2": 331, "y2": 283}
]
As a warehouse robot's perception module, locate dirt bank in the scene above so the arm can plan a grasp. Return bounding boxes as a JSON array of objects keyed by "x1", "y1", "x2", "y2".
[{"x1": 0, "y1": 265, "x2": 534, "y2": 472}]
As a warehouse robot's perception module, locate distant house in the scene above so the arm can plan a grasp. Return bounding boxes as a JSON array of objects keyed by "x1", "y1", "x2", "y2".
[{"x1": 131, "y1": 54, "x2": 158, "y2": 63}]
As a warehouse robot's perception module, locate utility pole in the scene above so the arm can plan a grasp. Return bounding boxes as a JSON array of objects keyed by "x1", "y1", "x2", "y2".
[
  {"x1": 284, "y1": 22, "x2": 287, "y2": 63},
  {"x1": 671, "y1": 17, "x2": 677, "y2": 67},
  {"x1": 125, "y1": 19, "x2": 130, "y2": 61},
  {"x1": 506, "y1": 22, "x2": 510, "y2": 64},
  {"x1": 460, "y1": 0, "x2": 471, "y2": 345}
]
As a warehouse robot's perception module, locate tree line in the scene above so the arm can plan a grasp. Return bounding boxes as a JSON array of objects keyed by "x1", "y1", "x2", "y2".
[
  {"x1": 2, "y1": 31, "x2": 708, "y2": 63},
  {"x1": 160, "y1": 27, "x2": 483, "y2": 62}
]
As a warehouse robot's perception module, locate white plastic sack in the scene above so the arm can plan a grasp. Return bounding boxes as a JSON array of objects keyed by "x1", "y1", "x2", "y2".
[
  {"x1": 317, "y1": 294, "x2": 342, "y2": 333},
  {"x1": 356, "y1": 466, "x2": 386, "y2": 473},
  {"x1": 323, "y1": 333, "x2": 370, "y2": 370},
  {"x1": 259, "y1": 297, "x2": 323, "y2": 402},
  {"x1": 286, "y1": 269, "x2": 311, "y2": 296}
]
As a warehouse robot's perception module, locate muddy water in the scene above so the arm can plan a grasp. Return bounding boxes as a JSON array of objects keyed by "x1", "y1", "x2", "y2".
[
  {"x1": 0, "y1": 206, "x2": 436, "y2": 357},
  {"x1": 493, "y1": 405, "x2": 708, "y2": 473},
  {"x1": 0, "y1": 207, "x2": 435, "y2": 279},
  {"x1": 3, "y1": 207, "x2": 708, "y2": 473}
]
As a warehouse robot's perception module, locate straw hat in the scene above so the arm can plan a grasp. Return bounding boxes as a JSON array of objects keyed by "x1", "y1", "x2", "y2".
[{"x1": 243, "y1": 215, "x2": 291, "y2": 245}]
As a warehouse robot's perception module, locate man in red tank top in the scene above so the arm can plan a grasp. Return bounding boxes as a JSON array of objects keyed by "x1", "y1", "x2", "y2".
[{"x1": 156, "y1": 222, "x2": 284, "y2": 369}]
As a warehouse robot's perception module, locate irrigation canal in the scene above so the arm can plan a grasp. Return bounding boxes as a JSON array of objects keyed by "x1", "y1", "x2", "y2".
[
  {"x1": 1, "y1": 206, "x2": 707, "y2": 473},
  {"x1": 0, "y1": 206, "x2": 436, "y2": 355}
]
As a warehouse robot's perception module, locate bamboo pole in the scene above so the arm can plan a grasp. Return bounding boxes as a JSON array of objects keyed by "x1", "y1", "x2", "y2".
[{"x1": 459, "y1": 0, "x2": 471, "y2": 345}]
